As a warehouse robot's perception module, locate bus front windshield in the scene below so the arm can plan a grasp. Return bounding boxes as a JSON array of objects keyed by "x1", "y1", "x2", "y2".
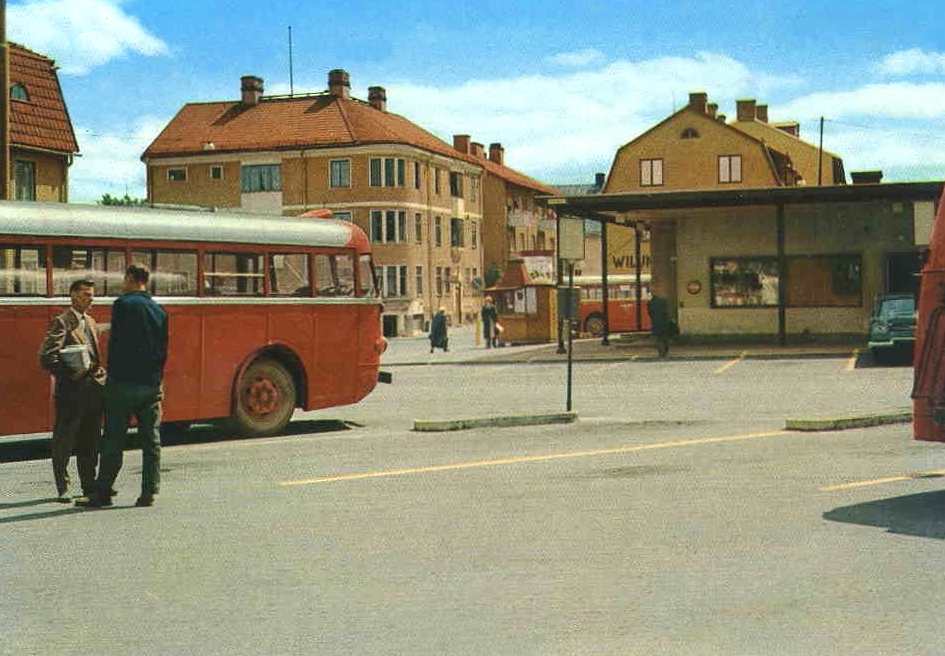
[{"x1": 359, "y1": 254, "x2": 379, "y2": 297}]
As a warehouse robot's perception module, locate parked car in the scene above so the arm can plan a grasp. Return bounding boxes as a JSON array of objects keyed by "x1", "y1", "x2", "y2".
[{"x1": 868, "y1": 293, "x2": 916, "y2": 360}]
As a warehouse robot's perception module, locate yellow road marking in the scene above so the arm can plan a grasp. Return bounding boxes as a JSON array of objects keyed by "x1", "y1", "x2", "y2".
[
  {"x1": 714, "y1": 351, "x2": 747, "y2": 374},
  {"x1": 279, "y1": 429, "x2": 785, "y2": 486},
  {"x1": 844, "y1": 348, "x2": 860, "y2": 372},
  {"x1": 820, "y1": 469, "x2": 945, "y2": 491}
]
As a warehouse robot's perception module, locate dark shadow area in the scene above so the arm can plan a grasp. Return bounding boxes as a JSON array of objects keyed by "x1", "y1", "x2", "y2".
[
  {"x1": 0, "y1": 497, "x2": 62, "y2": 510},
  {"x1": 823, "y1": 489, "x2": 945, "y2": 539},
  {"x1": 859, "y1": 345, "x2": 914, "y2": 368},
  {"x1": 0, "y1": 507, "x2": 88, "y2": 524},
  {"x1": 0, "y1": 419, "x2": 354, "y2": 463}
]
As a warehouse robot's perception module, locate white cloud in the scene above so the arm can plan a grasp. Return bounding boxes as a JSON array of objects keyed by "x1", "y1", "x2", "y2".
[
  {"x1": 778, "y1": 83, "x2": 945, "y2": 121},
  {"x1": 876, "y1": 49, "x2": 945, "y2": 76},
  {"x1": 69, "y1": 115, "x2": 168, "y2": 203},
  {"x1": 9, "y1": 0, "x2": 169, "y2": 75},
  {"x1": 546, "y1": 49, "x2": 606, "y2": 67}
]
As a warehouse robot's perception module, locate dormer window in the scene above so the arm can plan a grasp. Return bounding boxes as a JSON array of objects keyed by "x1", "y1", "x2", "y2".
[
  {"x1": 681, "y1": 127, "x2": 699, "y2": 139},
  {"x1": 10, "y1": 83, "x2": 28, "y2": 101}
]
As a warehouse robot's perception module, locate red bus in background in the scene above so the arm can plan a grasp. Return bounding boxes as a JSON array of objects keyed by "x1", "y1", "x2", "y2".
[
  {"x1": 913, "y1": 184, "x2": 945, "y2": 441},
  {"x1": 573, "y1": 274, "x2": 652, "y2": 336},
  {"x1": 0, "y1": 202, "x2": 386, "y2": 438}
]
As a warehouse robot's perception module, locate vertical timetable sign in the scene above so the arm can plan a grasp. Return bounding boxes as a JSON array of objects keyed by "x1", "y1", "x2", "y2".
[{"x1": 559, "y1": 217, "x2": 585, "y2": 261}]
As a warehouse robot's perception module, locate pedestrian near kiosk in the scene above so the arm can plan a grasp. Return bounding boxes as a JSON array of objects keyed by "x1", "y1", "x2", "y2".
[
  {"x1": 77, "y1": 263, "x2": 168, "y2": 508},
  {"x1": 429, "y1": 307, "x2": 449, "y2": 353},
  {"x1": 481, "y1": 296, "x2": 499, "y2": 348},
  {"x1": 39, "y1": 279, "x2": 107, "y2": 502},
  {"x1": 647, "y1": 282, "x2": 674, "y2": 357}
]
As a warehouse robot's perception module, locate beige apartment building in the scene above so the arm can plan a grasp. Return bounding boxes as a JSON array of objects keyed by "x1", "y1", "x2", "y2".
[
  {"x1": 142, "y1": 70, "x2": 489, "y2": 336},
  {"x1": 6, "y1": 43, "x2": 78, "y2": 201}
]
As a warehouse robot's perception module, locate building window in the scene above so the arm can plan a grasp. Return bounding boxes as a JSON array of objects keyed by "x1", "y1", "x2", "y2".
[
  {"x1": 719, "y1": 155, "x2": 742, "y2": 183},
  {"x1": 209, "y1": 165, "x2": 223, "y2": 180},
  {"x1": 333, "y1": 211, "x2": 352, "y2": 221},
  {"x1": 380, "y1": 265, "x2": 408, "y2": 298},
  {"x1": 370, "y1": 210, "x2": 407, "y2": 243},
  {"x1": 370, "y1": 157, "x2": 405, "y2": 187},
  {"x1": 436, "y1": 266, "x2": 443, "y2": 296},
  {"x1": 450, "y1": 217, "x2": 464, "y2": 247},
  {"x1": 434, "y1": 169, "x2": 441, "y2": 194},
  {"x1": 444, "y1": 267, "x2": 452, "y2": 293},
  {"x1": 449, "y1": 172, "x2": 464, "y2": 198},
  {"x1": 330, "y1": 159, "x2": 351, "y2": 188},
  {"x1": 240, "y1": 164, "x2": 280, "y2": 192},
  {"x1": 167, "y1": 168, "x2": 187, "y2": 183},
  {"x1": 14, "y1": 160, "x2": 35, "y2": 200},
  {"x1": 10, "y1": 83, "x2": 29, "y2": 101},
  {"x1": 415, "y1": 266, "x2": 423, "y2": 296},
  {"x1": 681, "y1": 127, "x2": 699, "y2": 139},
  {"x1": 470, "y1": 177, "x2": 479, "y2": 202},
  {"x1": 415, "y1": 213, "x2": 423, "y2": 243},
  {"x1": 710, "y1": 258, "x2": 779, "y2": 307},
  {"x1": 640, "y1": 158, "x2": 663, "y2": 187},
  {"x1": 414, "y1": 161, "x2": 421, "y2": 189},
  {"x1": 785, "y1": 254, "x2": 862, "y2": 307},
  {"x1": 435, "y1": 216, "x2": 442, "y2": 247},
  {"x1": 471, "y1": 222, "x2": 478, "y2": 249}
]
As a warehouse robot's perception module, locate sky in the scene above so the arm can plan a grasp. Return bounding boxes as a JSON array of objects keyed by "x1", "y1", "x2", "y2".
[{"x1": 10, "y1": 0, "x2": 945, "y2": 203}]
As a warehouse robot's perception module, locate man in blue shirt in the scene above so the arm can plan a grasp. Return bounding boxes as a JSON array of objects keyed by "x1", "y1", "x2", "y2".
[{"x1": 78, "y1": 263, "x2": 168, "y2": 508}]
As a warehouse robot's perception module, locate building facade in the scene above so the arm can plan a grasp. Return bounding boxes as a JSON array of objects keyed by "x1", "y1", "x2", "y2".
[
  {"x1": 142, "y1": 70, "x2": 487, "y2": 336},
  {"x1": 6, "y1": 43, "x2": 78, "y2": 201}
]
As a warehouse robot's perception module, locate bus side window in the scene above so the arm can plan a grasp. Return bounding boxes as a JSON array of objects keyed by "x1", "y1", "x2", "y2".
[
  {"x1": 0, "y1": 245, "x2": 45, "y2": 296},
  {"x1": 268, "y1": 253, "x2": 310, "y2": 296},
  {"x1": 314, "y1": 253, "x2": 355, "y2": 297},
  {"x1": 132, "y1": 250, "x2": 198, "y2": 296},
  {"x1": 52, "y1": 246, "x2": 124, "y2": 296},
  {"x1": 203, "y1": 252, "x2": 263, "y2": 296},
  {"x1": 358, "y1": 254, "x2": 376, "y2": 297}
]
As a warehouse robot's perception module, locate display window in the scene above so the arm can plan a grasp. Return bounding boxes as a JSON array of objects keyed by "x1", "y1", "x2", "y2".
[{"x1": 710, "y1": 257, "x2": 779, "y2": 307}]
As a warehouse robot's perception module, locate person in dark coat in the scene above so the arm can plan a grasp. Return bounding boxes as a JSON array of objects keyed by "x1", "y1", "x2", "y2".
[
  {"x1": 429, "y1": 307, "x2": 449, "y2": 353},
  {"x1": 647, "y1": 283, "x2": 674, "y2": 357},
  {"x1": 481, "y1": 296, "x2": 499, "y2": 348}
]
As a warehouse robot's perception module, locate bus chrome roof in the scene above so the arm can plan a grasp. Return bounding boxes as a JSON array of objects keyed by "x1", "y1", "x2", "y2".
[{"x1": 0, "y1": 201, "x2": 359, "y2": 249}]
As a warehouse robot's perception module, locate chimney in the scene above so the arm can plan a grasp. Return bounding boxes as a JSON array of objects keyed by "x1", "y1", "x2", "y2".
[
  {"x1": 707, "y1": 103, "x2": 718, "y2": 119},
  {"x1": 717, "y1": 114, "x2": 727, "y2": 123},
  {"x1": 240, "y1": 75, "x2": 263, "y2": 106},
  {"x1": 595, "y1": 172, "x2": 606, "y2": 190},
  {"x1": 489, "y1": 142, "x2": 504, "y2": 166},
  {"x1": 453, "y1": 134, "x2": 471, "y2": 154},
  {"x1": 851, "y1": 170, "x2": 883, "y2": 184},
  {"x1": 774, "y1": 121, "x2": 800, "y2": 137},
  {"x1": 688, "y1": 92, "x2": 708, "y2": 114},
  {"x1": 736, "y1": 99, "x2": 756, "y2": 122},
  {"x1": 755, "y1": 104, "x2": 768, "y2": 123},
  {"x1": 471, "y1": 142, "x2": 485, "y2": 158},
  {"x1": 368, "y1": 86, "x2": 387, "y2": 111},
  {"x1": 328, "y1": 69, "x2": 350, "y2": 100}
]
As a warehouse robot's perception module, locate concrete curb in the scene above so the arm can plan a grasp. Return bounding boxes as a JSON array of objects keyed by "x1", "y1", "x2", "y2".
[
  {"x1": 386, "y1": 351, "x2": 860, "y2": 366},
  {"x1": 414, "y1": 411, "x2": 578, "y2": 432},
  {"x1": 786, "y1": 409, "x2": 912, "y2": 432}
]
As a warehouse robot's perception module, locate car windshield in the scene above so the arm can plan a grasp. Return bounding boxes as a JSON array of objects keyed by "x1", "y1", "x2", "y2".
[{"x1": 879, "y1": 297, "x2": 914, "y2": 316}]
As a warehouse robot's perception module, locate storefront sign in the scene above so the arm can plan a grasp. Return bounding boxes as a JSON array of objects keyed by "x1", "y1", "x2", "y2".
[{"x1": 523, "y1": 254, "x2": 555, "y2": 284}]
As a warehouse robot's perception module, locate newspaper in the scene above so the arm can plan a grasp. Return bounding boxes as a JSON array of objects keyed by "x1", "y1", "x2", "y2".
[{"x1": 60, "y1": 344, "x2": 91, "y2": 374}]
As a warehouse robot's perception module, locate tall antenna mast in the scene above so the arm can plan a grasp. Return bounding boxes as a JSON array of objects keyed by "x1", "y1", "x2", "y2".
[{"x1": 288, "y1": 26, "x2": 294, "y2": 97}]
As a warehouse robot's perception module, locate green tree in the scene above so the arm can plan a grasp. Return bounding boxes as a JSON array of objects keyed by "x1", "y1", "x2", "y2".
[{"x1": 100, "y1": 193, "x2": 148, "y2": 206}]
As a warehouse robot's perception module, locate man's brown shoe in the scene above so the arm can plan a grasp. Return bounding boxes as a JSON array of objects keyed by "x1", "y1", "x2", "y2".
[
  {"x1": 75, "y1": 493, "x2": 112, "y2": 508},
  {"x1": 134, "y1": 494, "x2": 155, "y2": 507}
]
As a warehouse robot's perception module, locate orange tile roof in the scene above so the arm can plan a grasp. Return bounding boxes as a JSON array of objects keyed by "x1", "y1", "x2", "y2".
[
  {"x1": 143, "y1": 92, "x2": 558, "y2": 194},
  {"x1": 8, "y1": 42, "x2": 78, "y2": 154}
]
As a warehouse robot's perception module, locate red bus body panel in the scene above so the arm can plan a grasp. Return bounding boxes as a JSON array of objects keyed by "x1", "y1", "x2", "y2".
[
  {"x1": 914, "y1": 184, "x2": 945, "y2": 441},
  {"x1": 580, "y1": 299, "x2": 652, "y2": 333}
]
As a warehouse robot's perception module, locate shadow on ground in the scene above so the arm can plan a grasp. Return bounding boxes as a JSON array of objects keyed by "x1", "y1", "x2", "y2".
[
  {"x1": 855, "y1": 345, "x2": 913, "y2": 369},
  {"x1": 823, "y1": 489, "x2": 945, "y2": 539},
  {"x1": 0, "y1": 418, "x2": 355, "y2": 463}
]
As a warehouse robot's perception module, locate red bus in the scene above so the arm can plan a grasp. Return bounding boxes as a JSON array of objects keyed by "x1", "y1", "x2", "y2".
[
  {"x1": 572, "y1": 274, "x2": 652, "y2": 336},
  {"x1": 914, "y1": 184, "x2": 945, "y2": 441},
  {"x1": 0, "y1": 201, "x2": 386, "y2": 438}
]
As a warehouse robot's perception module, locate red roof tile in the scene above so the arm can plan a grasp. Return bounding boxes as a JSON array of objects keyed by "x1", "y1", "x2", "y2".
[
  {"x1": 143, "y1": 92, "x2": 557, "y2": 194},
  {"x1": 8, "y1": 43, "x2": 78, "y2": 154}
]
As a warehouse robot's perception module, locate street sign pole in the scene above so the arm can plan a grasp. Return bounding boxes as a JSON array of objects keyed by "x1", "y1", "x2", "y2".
[{"x1": 566, "y1": 260, "x2": 574, "y2": 412}]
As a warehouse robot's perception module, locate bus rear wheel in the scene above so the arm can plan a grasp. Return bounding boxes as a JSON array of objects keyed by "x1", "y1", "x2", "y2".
[
  {"x1": 232, "y1": 358, "x2": 297, "y2": 437},
  {"x1": 584, "y1": 314, "x2": 606, "y2": 337}
]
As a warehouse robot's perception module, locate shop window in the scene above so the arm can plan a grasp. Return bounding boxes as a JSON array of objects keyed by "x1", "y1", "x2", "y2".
[
  {"x1": 0, "y1": 245, "x2": 45, "y2": 295},
  {"x1": 710, "y1": 257, "x2": 779, "y2": 307},
  {"x1": 786, "y1": 254, "x2": 862, "y2": 307}
]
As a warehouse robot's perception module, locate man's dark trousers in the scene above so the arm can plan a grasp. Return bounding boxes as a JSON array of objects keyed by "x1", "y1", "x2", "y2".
[{"x1": 97, "y1": 383, "x2": 163, "y2": 496}]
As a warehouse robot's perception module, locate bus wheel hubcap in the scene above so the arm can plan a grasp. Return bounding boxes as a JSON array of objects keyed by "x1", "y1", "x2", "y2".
[{"x1": 246, "y1": 378, "x2": 279, "y2": 417}]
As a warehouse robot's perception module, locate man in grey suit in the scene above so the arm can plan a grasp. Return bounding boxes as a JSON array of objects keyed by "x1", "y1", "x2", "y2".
[{"x1": 39, "y1": 278, "x2": 107, "y2": 502}]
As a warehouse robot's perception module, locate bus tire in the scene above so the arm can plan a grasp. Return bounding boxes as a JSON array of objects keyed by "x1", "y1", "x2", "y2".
[
  {"x1": 584, "y1": 314, "x2": 606, "y2": 337},
  {"x1": 232, "y1": 358, "x2": 297, "y2": 437}
]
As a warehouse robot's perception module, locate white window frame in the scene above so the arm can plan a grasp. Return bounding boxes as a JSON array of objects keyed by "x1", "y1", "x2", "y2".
[
  {"x1": 718, "y1": 154, "x2": 742, "y2": 183},
  {"x1": 370, "y1": 209, "x2": 407, "y2": 243},
  {"x1": 209, "y1": 165, "x2": 223, "y2": 181},
  {"x1": 379, "y1": 264, "x2": 408, "y2": 298},
  {"x1": 369, "y1": 157, "x2": 406, "y2": 187},
  {"x1": 329, "y1": 159, "x2": 351, "y2": 188},
  {"x1": 640, "y1": 159, "x2": 662, "y2": 187}
]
